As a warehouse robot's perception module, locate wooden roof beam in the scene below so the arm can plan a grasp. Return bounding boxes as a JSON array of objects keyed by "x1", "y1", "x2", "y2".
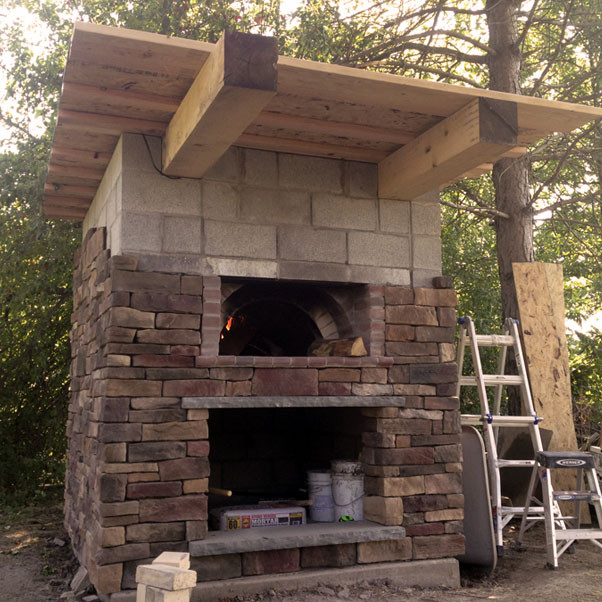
[
  {"x1": 162, "y1": 31, "x2": 278, "y2": 177},
  {"x1": 378, "y1": 98, "x2": 519, "y2": 200}
]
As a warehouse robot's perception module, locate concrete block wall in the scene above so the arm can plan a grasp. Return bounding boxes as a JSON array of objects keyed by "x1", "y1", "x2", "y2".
[{"x1": 84, "y1": 134, "x2": 442, "y2": 287}]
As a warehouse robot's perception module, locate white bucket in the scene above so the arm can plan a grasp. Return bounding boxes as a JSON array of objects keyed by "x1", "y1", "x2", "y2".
[
  {"x1": 330, "y1": 459, "x2": 363, "y2": 476},
  {"x1": 307, "y1": 470, "x2": 335, "y2": 522},
  {"x1": 332, "y1": 473, "x2": 364, "y2": 521}
]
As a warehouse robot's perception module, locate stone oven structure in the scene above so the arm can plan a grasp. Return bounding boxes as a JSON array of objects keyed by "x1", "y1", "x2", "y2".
[{"x1": 45, "y1": 23, "x2": 602, "y2": 600}]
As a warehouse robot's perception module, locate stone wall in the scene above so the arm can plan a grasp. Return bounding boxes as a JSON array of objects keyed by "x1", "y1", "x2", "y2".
[
  {"x1": 66, "y1": 228, "x2": 463, "y2": 596},
  {"x1": 83, "y1": 134, "x2": 442, "y2": 287}
]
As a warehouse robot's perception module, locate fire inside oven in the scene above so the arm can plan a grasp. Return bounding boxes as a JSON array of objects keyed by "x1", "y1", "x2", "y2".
[{"x1": 219, "y1": 299, "x2": 321, "y2": 356}]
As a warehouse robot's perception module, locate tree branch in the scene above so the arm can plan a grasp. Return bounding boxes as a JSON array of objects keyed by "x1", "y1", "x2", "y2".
[
  {"x1": 440, "y1": 199, "x2": 509, "y2": 219},
  {"x1": 533, "y1": 191, "x2": 600, "y2": 216}
]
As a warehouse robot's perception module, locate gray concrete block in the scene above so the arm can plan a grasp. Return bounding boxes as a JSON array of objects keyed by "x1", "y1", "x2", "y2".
[
  {"x1": 240, "y1": 188, "x2": 310, "y2": 225},
  {"x1": 278, "y1": 225, "x2": 346, "y2": 263},
  {"x1": 136, "y1": 253, "x2": 205, "y2": 274},
  {"x1": 413, "y1": 236, "x2": 442, "y2": 270},
  {"x1": 348, "y1": 231, "x2": 410, "y2": 268},
  {"x1": 379, "y1": 199, "x2": 410, "y2": 234},
  {"x1": 412, "y1": 269, "x2": 443, "y2": 288},
  {"x1": 244, "y1": 149, "x2": 278, "y2": 186},
  {"x1": 107, "y1": 212, "x2": 122, "y2": 255},
  {"x1": 346, "y1": 161, "x2": 378, "y2": 198},
  {"x1": 202, "y1": 181, "x2": 239, "y2": 220},
  {"x1": 313, "y1": 194, "x2": 377, "y2": 231},
  {"x1": 122, "y1": 170, "x2": 201, "y2": 216},
  {"x1": 411, "y1": 202, "x2": 441, "y2": 236},
  {"x1": 121, "y1": 133, "x2": 162, "y2": 174},
  {"x1": 206, "y1": 257, "x2": 278, "y2": 279},
  {"x1": 203, "y1": 147, "x2": 242, "y2": 183},
  {"x1": 204, "y1": 220, "x2": 277, "y2": 259},
  {"x1": 163, "y1": 216, "x2": 202, "y2": 254},
  {"x1": 120, "y1": 212, "x2": 162, "y2": 253},
  {"x1": 279, "y1": 153, "x2": 343, "y2": 193},
  {"x1": 349, "y1": 265, "x2": 411, "y2": 286},
  {"x1": 279, "y1": 261, "x2": 350, "y2": 283}
]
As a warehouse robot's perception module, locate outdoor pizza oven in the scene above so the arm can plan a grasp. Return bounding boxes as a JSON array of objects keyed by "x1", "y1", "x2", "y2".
[{"x1": 63, "y1": 134, "x2": 463, "y2": 597}]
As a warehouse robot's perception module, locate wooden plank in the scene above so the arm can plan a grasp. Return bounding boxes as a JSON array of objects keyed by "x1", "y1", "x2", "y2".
[
  {"x1": 163, "y1": 31, "x2": 278, "y2": 177},
  {"x1": 379, "y1": 98, "x2": 518, "y2": 199},
  {"x1": 236, "y1": 134, "x2": 387, "y2": 163},
  {"x1": 51, "y1": 147, "x2": 113, "y2": 169},
  {"x1": 44, "y1": 183, "x2": 97, "y2": 199},
  {"x1": 60, "y1": 82, "x2": 179, "y2": 122},
  {"x1": 58, "y1": 109, "x2": 167, "y2": 136},
  {"x1": 43, "y1": 195, "x2": 91, "y2": 208},
  {"x1": 277, "y1": 56, "x2": 602, "y2": 133},
  {"x1": 253, "y1": 111, "x2": 415, "y2": 145},
  {"x1": 513, "y1": 262, "x2": 582, "y2": 510},
  {"x1": 242, "y1": 124, "x2": 394, "y2": 155},
  {"x1": 47, "y1": 164, "x2": 105, "y2": 186},
  {"x1": 42, "y1": 204, "x2": 88, "y2": 220}
]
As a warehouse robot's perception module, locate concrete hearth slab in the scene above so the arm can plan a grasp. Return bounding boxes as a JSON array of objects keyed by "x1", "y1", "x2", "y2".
[
  {"x1": 190, "y1": 558, "x2": 460, "y2": 600},
  {"x1": 182, "y1": 395, "x2": 406, "y2": 408},
  {"x1": 190, "y1": 522, "x2": 405, "y2": 557}
]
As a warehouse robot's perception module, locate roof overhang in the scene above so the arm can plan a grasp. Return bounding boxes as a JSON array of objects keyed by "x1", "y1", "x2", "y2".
[{"x1": 43, "y1": 22, "x2": 602, "y2": 220}]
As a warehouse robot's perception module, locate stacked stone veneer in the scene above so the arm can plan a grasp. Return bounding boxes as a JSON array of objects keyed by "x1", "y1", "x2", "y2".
[{"x1": 66, "y1": 228, "x2": 463, "y2": 596}]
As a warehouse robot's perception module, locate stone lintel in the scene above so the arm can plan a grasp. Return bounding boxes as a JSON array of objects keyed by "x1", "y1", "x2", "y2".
[
  {"x1": 182, "y1": 395, "x2": 406, "y2": 409},
  {"x1": 189, "y1": 521, "x2": 405, "y2": 556}
]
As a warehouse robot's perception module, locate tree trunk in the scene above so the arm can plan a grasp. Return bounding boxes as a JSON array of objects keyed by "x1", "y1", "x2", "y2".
[
  {"x1": 486, "y1": 0, "x2": 534, "y2": 323},
  {"x1": 486, "y1": 0, "x2": 534, "y2": 415}
]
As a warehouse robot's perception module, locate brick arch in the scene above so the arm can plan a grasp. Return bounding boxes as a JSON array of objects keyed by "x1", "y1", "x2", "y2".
[{"x1": 220, "y1": 282, "x2": 352, "y2": 344}]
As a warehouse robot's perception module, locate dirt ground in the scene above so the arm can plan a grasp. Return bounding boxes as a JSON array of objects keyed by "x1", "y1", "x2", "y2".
[{"x1": 1, "y1": 494, "x2": 601, "y2": 602}]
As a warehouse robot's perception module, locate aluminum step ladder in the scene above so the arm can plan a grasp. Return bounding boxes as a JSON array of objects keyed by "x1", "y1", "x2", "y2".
[
  {"x1": 457, "y1": 316, "x2": 550, "y2": 554},
  {"x1": 518, "y1": 450, "x2": 602, "y2": 568}
]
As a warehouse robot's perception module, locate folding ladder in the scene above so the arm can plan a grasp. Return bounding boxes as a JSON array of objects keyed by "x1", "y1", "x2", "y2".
[
  {"x1": 457, "y1": 316, "x2": 548, "y2": 553},
  {"x1": 518, "y1": 450, "x2": 602, "y2": 568}
]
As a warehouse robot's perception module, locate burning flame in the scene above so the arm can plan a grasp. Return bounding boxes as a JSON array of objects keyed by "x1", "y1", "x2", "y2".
[{"x1": 221, "y1": 315, "x2": 235, "y2": 340}]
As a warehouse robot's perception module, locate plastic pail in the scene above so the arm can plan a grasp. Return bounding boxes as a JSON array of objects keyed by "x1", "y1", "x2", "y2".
[
  {"x1": 332, "y1": 473, "x2": 364, "y2": 521},
  {"x1": 307, "y1": 470, "x2": 335, "y2": 522}
]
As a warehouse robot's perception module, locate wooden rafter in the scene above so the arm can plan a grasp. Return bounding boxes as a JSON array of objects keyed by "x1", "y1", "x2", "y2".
[
  {"x1": 162, "y1": 31, "x2": 278, "y2": 177},
  {"x1": 379, "y1": 98, "x2": 519, "y2": 200}
]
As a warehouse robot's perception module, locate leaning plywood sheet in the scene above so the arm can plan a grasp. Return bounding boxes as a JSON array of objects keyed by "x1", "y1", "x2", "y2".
[{"x1": 513, "y1": 262, "x2": 582, "y2": 509}]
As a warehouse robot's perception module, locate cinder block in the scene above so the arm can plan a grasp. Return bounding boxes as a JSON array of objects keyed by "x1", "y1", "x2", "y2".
[
  {"x1": 279, "y1": 261, "x2": 349, "y2": 283},
  {"x1": 243, "y1": 149, "x2": 278, "y2": 186},
  {"x1": 162, "y1": 217, "x2": 201, "y2": 254},
  {"x1": 348, "y1": 265, "x2": 410, "y2": 286},
  {"x1": 379, "y1": 199, "x2": 410, "y2": 234},
  {"x1": 346, "y1": 161, "x2": 377, "y2": 198},
  {"x1": 278, "y1": 226, "x2": 346, "y2": 263},
  {"x1": 120, "y1": 212, "x2": 162, "y2": 253},
  {"x1": 202, "y1": 181, "x2": 239, "y2": 221},
  {"x1": 312, "y1": 194, "x2": 376, "y2": 230},
  {"x1": 279, "y1": 153, "x2": 342, "y2": 193},
  {"x1": 206, "y1": 257, "x2": 278, "y2": 279},
  {"x1": 203, "y1": 147, "x2": 242, "y2": 182},
  {"x1": 348, "y1": 231, "x2": 410, "y2": 268},
  {"x1": 121, "y1": 133, "x2": 161, "y2": 174},
  {"x1": 136, "y1": 563, "x2": 196, "y2": 590},
  {"x1": 240, "y1": 187, "x2": 310, "y2": 225},
  {"x1": 204, "y1": 221, "x2": 276, "y2": 258},
  {"x1": 122, "y1": 171, "x2": 201, "y2": 216},
  {"x1": 411, "y1": 202, "x2": 441, "y2": 236},
  {"x1": 412, "y1": 236, "x2": 442, "y2": 271},
  {"x1": 152, "y1": 551, "x2": 191, "y2": 570}
]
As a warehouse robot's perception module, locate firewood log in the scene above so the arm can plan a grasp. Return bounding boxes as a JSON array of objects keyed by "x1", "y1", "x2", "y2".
[{"x1": 309, "y1": 336, "x2": 367, "y2": 357}]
